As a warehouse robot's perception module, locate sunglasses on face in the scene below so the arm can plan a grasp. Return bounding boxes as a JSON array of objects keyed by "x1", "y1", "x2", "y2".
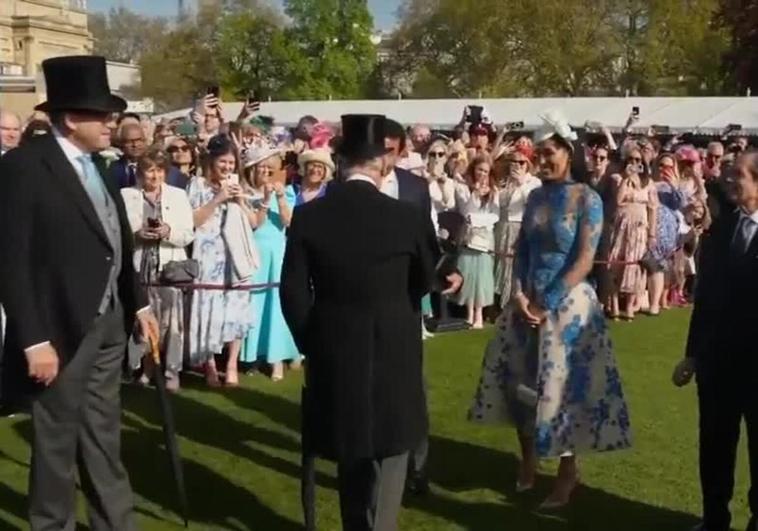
[
  {"x1": 168, "y1": 145, "x2": 191, "y2": 153},
  {"x1": 428, "y1": 151, "x2": 446, "y2": 158}
]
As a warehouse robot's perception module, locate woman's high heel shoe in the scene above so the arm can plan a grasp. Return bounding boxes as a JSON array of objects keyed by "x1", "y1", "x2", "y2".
[{"x1": 539, "y1": 476, "x2": 579, "y2": 510}]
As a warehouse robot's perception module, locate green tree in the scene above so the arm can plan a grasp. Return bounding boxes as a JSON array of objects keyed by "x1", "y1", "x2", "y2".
[
  {"x1": 282, "y1": 0, "x2": 378, "y2": 99},
  {"x1": 213, "y1": 10, "x2": 291, "y2": 100},
  {"x1": 88, "y1": 8, "x2": 167, "y2": 64},
  {"x1": 389, "y1": 0, "x2": 729, "y2": 98},
  {"x1": 718, "y1": 0, "x2": 758, "y2": 93},
  {"x1": 140, "y1": 23, "x2": 218, "y2": 112}
]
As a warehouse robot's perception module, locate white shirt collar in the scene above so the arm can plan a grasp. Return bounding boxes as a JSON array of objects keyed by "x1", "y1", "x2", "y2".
[
  {"x1": 53, "y1": 126, "x2": 87, "y2": 163},
  {"x1": 739, "y1": 208, "x2": 758, "y2": 224},
  {"x1": 383, "y1": 169, "x2": 397, "y2": 185},
  {"x1": 346, "y1": 173, "x2": 379, "y2": 188}
]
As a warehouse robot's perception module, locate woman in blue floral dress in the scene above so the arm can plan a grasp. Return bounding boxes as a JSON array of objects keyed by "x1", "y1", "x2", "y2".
[
  {"x1": 188, "y1": 136, "x2": 258, "y2": 387},
  {"x1": 469, "y1": 111, "x2": 632, "y2": 509},
  {"x1": 648, "y1": 153, "x2": 684, "y2": 314}
]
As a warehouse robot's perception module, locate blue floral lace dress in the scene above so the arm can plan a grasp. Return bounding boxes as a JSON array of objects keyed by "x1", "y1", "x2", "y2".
[{"x1": 469, "y1": 180, "x2": 632, "y2": 458}]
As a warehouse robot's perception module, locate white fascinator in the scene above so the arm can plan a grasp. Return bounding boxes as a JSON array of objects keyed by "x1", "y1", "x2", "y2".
[{"x1": 534, "y1": 108, "x2": 578, "y2": 148}]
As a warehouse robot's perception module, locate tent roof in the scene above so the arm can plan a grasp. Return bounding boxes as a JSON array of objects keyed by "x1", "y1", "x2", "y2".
[{"x1": 156, "y1": 96, "x2": 758, "y2": 134}]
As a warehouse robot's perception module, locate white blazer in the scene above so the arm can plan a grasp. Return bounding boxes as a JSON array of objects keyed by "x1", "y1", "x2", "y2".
[{"x1": 121, "y1": 183, "x2": 194, "y2": 272}]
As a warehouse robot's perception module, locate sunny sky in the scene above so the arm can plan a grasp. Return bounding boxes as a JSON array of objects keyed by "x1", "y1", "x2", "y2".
[{"x1": 87, "y1": 0, "x2": 401, "y2": 30}]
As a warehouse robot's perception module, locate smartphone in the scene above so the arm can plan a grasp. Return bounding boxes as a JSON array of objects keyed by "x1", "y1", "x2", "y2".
[
  {"x1": 632, "y1": 106, "x2": 640, "y2": 118},
  {"x1": 147, "y1": 217, "x2": 160, "y2": 229},
  {"x1": 228, "y1": 173, "x2": 239, "y2": 186},
  {"x1": 175, "y1": 122, "x2": 197, "y2": 137},
  {"x1": 505, "y1": 121, "x2": 524, "y2": 130},
  {"x1": 206, "y1": 85, "x2": 220, "y2": 98},
  {"x1": 468, "y1": 105, "x2": 484, "y2": 125},
  {"x1": 726, "y1": 123, "x2": 742, "y2": 133}
]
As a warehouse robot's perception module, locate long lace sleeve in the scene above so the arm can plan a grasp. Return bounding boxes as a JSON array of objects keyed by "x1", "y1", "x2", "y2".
[
  {"x1": 510, "y1": 195, "x2": 533, "y2": 298},
  {"x1": 538, "y1": 187, "x2": 604, "y2": 312}
]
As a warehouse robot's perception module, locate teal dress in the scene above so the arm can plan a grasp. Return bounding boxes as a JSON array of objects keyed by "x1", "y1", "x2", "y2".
[{"x1": 241, "y1": 186, "x2": 299, "y2": 364}]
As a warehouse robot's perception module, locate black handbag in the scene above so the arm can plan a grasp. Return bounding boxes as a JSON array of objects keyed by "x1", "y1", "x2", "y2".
[{"x1": 159, "y1": 259, "x2": 200, "y2": 284}]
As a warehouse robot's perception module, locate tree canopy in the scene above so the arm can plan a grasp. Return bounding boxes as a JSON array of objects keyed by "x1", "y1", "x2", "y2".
[{"x1": 87, "y1": 0, "x2": 751, "y2": 110}]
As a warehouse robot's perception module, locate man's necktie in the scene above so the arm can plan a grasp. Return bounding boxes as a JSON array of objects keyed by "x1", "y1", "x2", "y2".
[
  {"x1": 733, "y1": 215, "x2": 756, "y2": 255},
  {"x1": 127, "y1": 163, "x2": 137, "y2": 187},
  {"x1": 77, "y1": 154, "x2": 108, "y2": 208}
]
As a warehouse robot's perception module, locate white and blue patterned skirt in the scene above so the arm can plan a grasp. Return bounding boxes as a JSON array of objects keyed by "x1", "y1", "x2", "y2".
[{"x1": 469, "y1": 282, "x2": 633, "y2": 458}]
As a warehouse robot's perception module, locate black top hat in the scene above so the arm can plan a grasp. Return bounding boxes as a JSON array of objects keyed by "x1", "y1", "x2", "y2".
[
  {"x1": 36, "y1": 56, "x2": 127, "y2": 113},
  {"x1": 337, "y1": 114, "x2": 391, "y2": 161}
]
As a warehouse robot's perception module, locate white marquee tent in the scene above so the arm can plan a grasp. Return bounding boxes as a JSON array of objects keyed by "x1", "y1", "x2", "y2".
[{"x1": 156, "y1": 96, "x2": 758, "y2": 134}]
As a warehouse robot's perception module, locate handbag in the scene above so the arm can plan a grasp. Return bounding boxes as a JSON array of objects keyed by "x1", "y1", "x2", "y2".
[
  {"x1": 639, "y1": 251, "x2": 663, "y2": 273},
  {"x1": 159, "y1": 259, "x2": 200, "y2": 284}
]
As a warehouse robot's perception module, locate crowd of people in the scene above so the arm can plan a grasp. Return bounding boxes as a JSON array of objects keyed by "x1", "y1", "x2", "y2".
[
  {"x1": 0, "y1": 97, "x2": 750, "y2": 391},
  {"x1": 1, "y1": 55, "x2": 756, "y2": 531}
]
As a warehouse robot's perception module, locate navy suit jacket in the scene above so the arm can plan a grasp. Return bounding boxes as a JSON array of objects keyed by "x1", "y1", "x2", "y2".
[{"x1": 110, "y1": 157, "x2": 137, "y2": 189}]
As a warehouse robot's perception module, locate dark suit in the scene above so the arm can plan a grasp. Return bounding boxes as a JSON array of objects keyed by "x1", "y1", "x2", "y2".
[
  {"x1": 281, "y1": 178, "x2": 436, "y2": 530},
  {"x1": 393, "y1": 167, "x2": 436, "y2": 483},
  {"x1": 685, "y1": 208, "x2": 758, "y2": 531},
  {"x1": 0, "y1": 135, "x2": 146, "y2": 529},
  {"x1": 109, "y1": 156, "x2": 138, "y2": 189}
]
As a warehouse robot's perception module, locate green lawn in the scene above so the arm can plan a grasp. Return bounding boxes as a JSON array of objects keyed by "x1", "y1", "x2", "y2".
[{"x1": 0, "y1": 309, "x2": 751, "y2": 530}]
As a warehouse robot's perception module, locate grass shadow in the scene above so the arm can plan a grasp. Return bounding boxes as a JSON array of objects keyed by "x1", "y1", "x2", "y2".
[
  {"x1": 415, "y1": 434, "x2": 700, "y2": 531},
  {"x1": 121, "y1": 423, "x2": 302, "y2": 531}
]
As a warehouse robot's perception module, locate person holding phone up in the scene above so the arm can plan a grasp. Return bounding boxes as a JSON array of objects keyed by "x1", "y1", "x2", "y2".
[
  {"x1": 608, "y1": 146, "x2": 658, "y2": 321},
  {"x1": 188, "y1": 135, "x2": 259, "y2": 388}
]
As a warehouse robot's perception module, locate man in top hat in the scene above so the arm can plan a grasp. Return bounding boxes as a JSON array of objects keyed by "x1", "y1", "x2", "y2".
[
  {"x1": 0, "y1": 56, "x2": 158, "y2": 530},
  {"x1": 281, "y1": 114, "x2": 460, "y2": 531}
]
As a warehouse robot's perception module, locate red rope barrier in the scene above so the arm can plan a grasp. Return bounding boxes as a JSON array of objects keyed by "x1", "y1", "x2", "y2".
[{"x1": 145, "y1": 282, "x2": 280, "y2": 291}]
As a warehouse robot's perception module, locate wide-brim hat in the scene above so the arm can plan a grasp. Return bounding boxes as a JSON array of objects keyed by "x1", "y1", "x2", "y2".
[
  {"x1": 336, "y1": 114, "x2": 391, "y2": 160},
  {"x1": 36, "y1": 56, "x2": 127, "y2": 113},
  {"x1": 244, "y1": 146, "x2": 281, "y2": 168},
  {"x1": 298, "y1": 149, "x2": 335, "y2": 175}
]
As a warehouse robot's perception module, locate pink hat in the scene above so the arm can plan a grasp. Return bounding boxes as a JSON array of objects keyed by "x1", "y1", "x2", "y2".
[
  {"x1": 676, "y1": 145, "x2": 701, "y2": 163},
  {"x1": 309, "y1": 122, "x2": 334, "y2": 149}
]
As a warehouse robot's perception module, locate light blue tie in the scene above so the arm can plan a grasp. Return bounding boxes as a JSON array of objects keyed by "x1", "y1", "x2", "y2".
[{"x1": 77, "y1": 154, "x2": 108, "y2": 208}]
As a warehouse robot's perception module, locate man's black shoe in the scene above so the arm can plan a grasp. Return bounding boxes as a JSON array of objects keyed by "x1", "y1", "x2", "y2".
[{"x1": 406, "y1": 472, "x2": 430, "y2": 496}]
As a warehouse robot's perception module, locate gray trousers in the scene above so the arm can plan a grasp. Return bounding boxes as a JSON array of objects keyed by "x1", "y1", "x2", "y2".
[
  {"x1": 338, "y1": 453, "x2": 409, "y2": 531},
  {"x1": 29, "y1": 305, "x2": 135, "y2": 531}
]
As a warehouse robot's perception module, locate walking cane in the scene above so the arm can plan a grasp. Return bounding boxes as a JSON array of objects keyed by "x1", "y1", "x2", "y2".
[
  {"x1": 301, "y1": 383, "x2": 316, "y2": 531},
  {"x1": 148, "y1": 334, "x2": 190, "y2": 527}
]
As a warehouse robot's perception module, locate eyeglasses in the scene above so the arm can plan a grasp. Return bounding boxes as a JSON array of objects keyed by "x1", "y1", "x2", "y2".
[
  {"x1": 428, "y1": 151, "x2": 446, "y2": 158},
  {"x1": 168, "y1": 145, "x2": 191, "y2": 153}
]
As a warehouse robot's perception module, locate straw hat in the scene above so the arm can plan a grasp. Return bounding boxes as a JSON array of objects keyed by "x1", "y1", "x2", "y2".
[
  {"x1": 298, "y1": 149, "x2": 336, "y2": 175},
  {"x1": 244, "y1": 146, "x2": 281, "y2": 168}
]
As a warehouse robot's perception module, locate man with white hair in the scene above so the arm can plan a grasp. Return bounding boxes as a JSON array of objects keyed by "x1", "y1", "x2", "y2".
[{"x1": 0, "y1": 110, "x2": 22, "y2": 155}]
